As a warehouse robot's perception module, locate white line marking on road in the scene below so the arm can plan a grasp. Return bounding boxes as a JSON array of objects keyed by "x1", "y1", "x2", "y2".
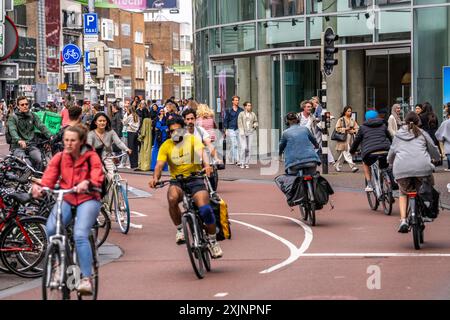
[
  {"x1": 130, "y1": 223, "x2": 143, "y2": 229},
  {"x1": 229, "y1": 213, "x2": 313, "y2": 274},
  {"x1": 131, "y1": 211, "x2": 147, "y2": 217},
  {"x1": 300, "y1": 253, "x2": 450, "y2": 257},
  {"x1": 214, "y1": 292, "x2": 229, "y2": 298}
]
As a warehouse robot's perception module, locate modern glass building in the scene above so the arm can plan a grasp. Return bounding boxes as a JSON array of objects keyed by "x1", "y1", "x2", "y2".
[{"x1": 193, "y1": 0, "x2": 450, "y2": 153}]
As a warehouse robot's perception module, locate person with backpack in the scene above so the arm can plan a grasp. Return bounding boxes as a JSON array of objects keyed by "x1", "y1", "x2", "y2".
[
  {"x1": 387, "y1": 112, "x2": 441, "y2": 233},
  {"x1": 7, "y1": 96, "x2": 52, "y2": 171}
]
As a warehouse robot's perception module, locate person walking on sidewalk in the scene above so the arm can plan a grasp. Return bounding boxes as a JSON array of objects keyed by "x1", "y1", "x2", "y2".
[
  {"x1": 435, "y1": 113, "x2": 450, "y2": 172},
  {"x1": 334, "y1": 106, "x2": 359, "y2": 173},
  {"x1": 224, "y1": 96, "x2": 243, "y2": 166},
  {"x1": 123, "y1": 105, "x2": 140, "y2": 169},
  {"x1": 388, "y1": 104, "x2": 403, "y2": 138},
  {"x1": 387, "y1": 112, "x2": 440, "y2": 233},
  {"x1": 237, "y1": 101, "x2": 258, "y2": 169}
]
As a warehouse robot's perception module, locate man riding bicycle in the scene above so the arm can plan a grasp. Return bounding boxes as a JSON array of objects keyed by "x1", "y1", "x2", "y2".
[
  {"x1": 182, "y1": 108, "x2": 222, "y2": 165},
  {"x1": 350, "y1": 110, "x2": 392, "y2": 192},
  {"x1": 148, "y1": 116, "x2": 223, "y2": 259},
  {"x1": 32, "y1": 125, "x2": 104, "y2": 295},
  {"x1": 8, "y1": 96, "x2": 52, "y2": 171},
  {"x1": 279, "y1": 112, "x2": 321, "y2": 176}
]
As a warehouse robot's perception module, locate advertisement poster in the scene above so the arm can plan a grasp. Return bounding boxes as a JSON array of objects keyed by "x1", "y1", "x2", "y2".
[{"x1": 443, "y1": 66, "x2": 450, "y2": 105}]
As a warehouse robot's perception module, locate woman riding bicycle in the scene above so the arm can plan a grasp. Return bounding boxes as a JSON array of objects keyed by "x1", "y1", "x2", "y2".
[
  {"x1": 87, "y1": 112, "x2": 131, "y2": 183},
  {"x1": 32, "y1": 125, "x2": 104, "y2": 295},
  {"x1": 387, "y1": 112, "x2": 440, "y2": 233},
  {"x1": 350, "y1": 110, "x2": 392, "y2": 192}
]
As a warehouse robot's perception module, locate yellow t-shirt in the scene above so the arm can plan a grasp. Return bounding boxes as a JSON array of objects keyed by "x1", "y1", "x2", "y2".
[{"x1": 157, "y1": 135, "x2": 204, "y2": 179}]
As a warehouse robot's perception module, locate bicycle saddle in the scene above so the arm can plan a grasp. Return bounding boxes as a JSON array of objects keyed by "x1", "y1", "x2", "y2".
[{"x1": 8, "y1": 193, "x2": 32, "y2": 205}]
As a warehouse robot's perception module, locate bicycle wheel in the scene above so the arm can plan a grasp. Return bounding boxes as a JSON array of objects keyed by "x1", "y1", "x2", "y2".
[
  {"x1": 113, "y1": 184, "x2": 130, "y2": 234},
  {"x1": 182, "y1": 214, "x2": 205, "y2": 279},
  {"x1": 412, "y1": 222, "x2": 421, "y2": 250},
  {"x1": 0, "y1": 217, "x2": 47, "y2": 278},
  {"x1": 381, "y1": 173, "x2": 393, "y2": 216},
  {"x1": 42, "y1": 243, "x2": 70, "y2": 300},
  {"x1": 94, "y1": 206, "x2": 111, "y2": 248},
  {"x1": 299, "y1": 204, "x2": 307, "y2": 221},
  {"x1": 202, "y1": 239, "x2": 211, "y2": 272},
  {"x1": 308, "y1": 203, "x2": 316, "y2": 227},
  {"x1": 366, "y1": 179, "x2": 379, "y2": 211},
  {"x1": 78, "y1": 233, "x2": 99, "y2": 300}
]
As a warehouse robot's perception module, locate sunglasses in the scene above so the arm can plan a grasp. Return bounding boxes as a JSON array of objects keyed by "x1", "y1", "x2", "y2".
[{"x1": 19, "y1": 103, "x2": 29, "y2": 106}]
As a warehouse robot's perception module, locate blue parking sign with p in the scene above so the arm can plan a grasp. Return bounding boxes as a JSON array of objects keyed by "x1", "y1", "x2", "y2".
[{"x1": 84, "y1": 13, "x2": 98, "y2": 35}]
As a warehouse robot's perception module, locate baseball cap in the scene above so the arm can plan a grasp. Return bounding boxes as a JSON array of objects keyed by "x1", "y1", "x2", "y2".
[{"x1": 365, "y1": 110, "x2": 379, "y2": 120}]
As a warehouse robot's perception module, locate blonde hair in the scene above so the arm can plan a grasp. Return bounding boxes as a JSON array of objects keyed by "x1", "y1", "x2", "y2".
[{"x1": 196, "y1": 104, "x2": 214, "y2": 118}]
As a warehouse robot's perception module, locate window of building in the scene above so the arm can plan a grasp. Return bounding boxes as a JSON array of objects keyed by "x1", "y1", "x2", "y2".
[
  {"x1": 101, "y1": 19, "x2": 114, "y2": 41},
  {"x1": 135, "y1": 31, "x2": 143, "y2": 43},
  {"x1": 105, "y1": 76, "x2": 115, "y2": 94},
  {"x1": 123, "y1": 78, "x2": 132, "y2": 99},
  {"x1": 122, "y1": 48, "x2": 131, "y2": 66},
  {"x1": 220, "y1": 0, "x2": 256, "y2": 23},
  {"x1": 158, "y1": 71, "x2": 162, "y2": 85},
  {"x1": 135, "y1": 58, "x2": 144, "y2": 79},
  {"x1": 14, "y1": 5, "x2": 27, "y2": 26},
  {"x1": 47, "y1": 46, "x2": 58, "y2": 59},
  {"x1": 109, "y1": 49, "x2": 122, "y2": 68},
  {"x1": 173, "y1": 32, "x2": 180, "y2": 50},
  {"x1": 153, "y1": 71, "x2": 157, "y2": 84},
  {"x1": 121, "y1": 24, "x2": 131, "y2": 36}
]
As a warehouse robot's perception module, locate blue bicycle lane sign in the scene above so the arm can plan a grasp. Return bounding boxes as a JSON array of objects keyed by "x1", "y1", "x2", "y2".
[{"x1": 62, "y1": 44, "x2": 82, "y2": 65}]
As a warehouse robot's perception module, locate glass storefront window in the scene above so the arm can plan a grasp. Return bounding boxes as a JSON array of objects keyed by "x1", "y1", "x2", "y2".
[
  {"x1": 221, "y1": 24, "x2": 256, "y2": 53},
  {"x1": 378, "y1": 9, "x2": 411, "y2": 42},
  {"x1": 258, "y1": 0, "x2": 305, "y2": 18},
  {"x1": 194, "y1": 0, "x2": 218, "y2": 29},
  {"x1": 307, "y1": 0, "x2": 369, "y2": 14},
  {"x1": 258, "y1": 18, "x2": 305, "y2": 49},
  {"x1": 219, "y1": 0, "x2": 256, "y2": 24},
  {"x1": 414, "y1": 0, "x2": 449, "y2": 4}
]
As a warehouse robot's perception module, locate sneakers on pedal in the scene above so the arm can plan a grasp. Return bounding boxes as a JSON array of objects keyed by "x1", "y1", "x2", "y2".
[
  {"x1": 77, "y1": 277, "x2": 93, "y2": 296},
  {"x1": 398, "y1": 220, "x2": 409, "y2": 233},
  {"x1": 209, "y1": 241, "x2": 223, "y2": 259},
  {"x1": 365, "y1": 182, "x2": 374, "y2": 192},
  {"x1": 176, "y1": 229, "x2": 185, "y2": 245}
]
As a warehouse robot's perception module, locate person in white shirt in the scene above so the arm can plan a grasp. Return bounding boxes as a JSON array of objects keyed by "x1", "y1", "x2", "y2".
[{"x1": 237, "y1": 102, "x2": 258, "y2": 169}]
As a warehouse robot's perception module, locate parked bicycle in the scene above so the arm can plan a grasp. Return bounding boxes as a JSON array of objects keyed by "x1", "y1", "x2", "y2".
[
  {"x1": 0, "y1": 189, "x2": 47, "y2": 278},
  {"x1": 41, "y1": 187, "x2": 100, "y2": 300},
  {"x1": 102, "y1": 153, "x2": 130, "y2": 234},
  {"x1": 365, "y1": 154, "x2": 394, "y2": 215},
  {"x1": 156, "y1": 171, "x2": 213, "y2": 279}
]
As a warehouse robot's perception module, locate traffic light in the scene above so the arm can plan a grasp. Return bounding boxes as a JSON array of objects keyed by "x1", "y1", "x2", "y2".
[
  {"x1": 89, "y1": 51, "x2": 98, "y2": 79},
  {"x1": 321, "y1": 27, "x2": 339, "y2": 76}
]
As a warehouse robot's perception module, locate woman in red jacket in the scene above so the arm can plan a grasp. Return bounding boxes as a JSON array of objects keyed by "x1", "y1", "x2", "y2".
[{"x1": 32, "y1": 125, "x2": 104, "y2": 295}]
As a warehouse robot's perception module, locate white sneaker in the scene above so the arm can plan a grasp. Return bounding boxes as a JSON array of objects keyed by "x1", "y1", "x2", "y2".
[
  {"x1": 209, "y1": 241, "x2": 223, "y2": 259},
  {"x1": 240, "y1": 164, "x2": 244, "y2": 169},
  {"x1": 176, "y1": 229, "x2": 185, "y2": 245},
  {"x1": 245, "y1": 165, "x2": 249, "y2": 169},
  {"x1": 365, "y1": 183, "x2": 374, "y2": 192},
  {"x1": 117, "y1": 164, "x2": 125, "y2": 169},
  {"x1": 77, "y1": 277, "x2": 93, "y2": 296},
  {"x1": 444, "y1": 169, "x2": 450, "y2": 172},
  {"x1": 352, "y1": 167, "x2": 359, "y2": 173}
]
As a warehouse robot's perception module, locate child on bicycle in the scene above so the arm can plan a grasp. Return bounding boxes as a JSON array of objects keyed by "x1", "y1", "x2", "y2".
[
  {"x1": 350, "y1": 110, "x2": 392, "y2": 192},
  {"x1": 32, "y1": 125, "x2": 104, "y2": 295},
  {"x1": 387, "y1": 112, "x2": 440, "y2": 233}
]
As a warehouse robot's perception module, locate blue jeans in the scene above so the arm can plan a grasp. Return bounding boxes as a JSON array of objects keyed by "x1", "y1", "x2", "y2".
[
  {"x1": 227, "y1": 129, "x2": 240, "y2": 164},
  {"x1": 46, "y1": 200, "x2": 101, "y2": 277}
]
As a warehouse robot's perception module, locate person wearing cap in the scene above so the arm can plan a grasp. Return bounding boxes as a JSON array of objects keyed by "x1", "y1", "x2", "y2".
[{"x1": 350, "y1": 110, "x2": 392, "y2": 192}]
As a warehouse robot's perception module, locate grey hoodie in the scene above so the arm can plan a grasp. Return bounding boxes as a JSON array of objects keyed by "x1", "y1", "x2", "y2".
[{"x1": 387, "y1": 126, "x2": 440, "y2": 180}]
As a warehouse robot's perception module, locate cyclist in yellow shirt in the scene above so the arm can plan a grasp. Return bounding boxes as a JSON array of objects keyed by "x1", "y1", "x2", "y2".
[{"x1": 149, "y1": 116, "x2": 223, "y2": 258}]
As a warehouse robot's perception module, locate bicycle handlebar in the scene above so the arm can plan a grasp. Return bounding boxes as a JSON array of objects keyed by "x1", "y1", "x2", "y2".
[
  {"x1": 103, "y1": 153, "x2": 128, "y2": 160},
  {"x1": 41, "y1": 186, "x2": 102, "y2": 195}
]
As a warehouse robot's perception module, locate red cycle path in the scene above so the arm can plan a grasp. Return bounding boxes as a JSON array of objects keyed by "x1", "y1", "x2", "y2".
[{"x1": 4, "y1": 172, "x2": 450, "y2": 300}]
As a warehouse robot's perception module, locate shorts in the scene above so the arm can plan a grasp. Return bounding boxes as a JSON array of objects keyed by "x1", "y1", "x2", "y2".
[
  {"x1": 363, "y1": 152, "x2": 389, "y2": 168},
  {"x1": 397, "y1": 176, "x2": 434, "y2": 195},
  {"x1": 170, "y1": 177, "x2": 207, "y2": 196}
]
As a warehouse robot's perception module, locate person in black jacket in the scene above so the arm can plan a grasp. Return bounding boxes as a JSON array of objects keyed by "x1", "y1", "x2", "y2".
[
  {"x1": 350, "y1": 110, "x2": 392, "y2": 192},
  {"x1": 419, "y1": 102, "x2": 442, "y2": 165}
]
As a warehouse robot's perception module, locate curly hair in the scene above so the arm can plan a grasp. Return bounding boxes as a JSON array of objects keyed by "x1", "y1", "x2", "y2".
[{"x1": 196, "y1": 104, "x2": 214, "y2": 118}]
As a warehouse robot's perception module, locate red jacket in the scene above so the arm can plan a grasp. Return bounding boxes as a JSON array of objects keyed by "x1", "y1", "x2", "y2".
[{"x1": 41, "y1": 145, "x2": 104, "y2": 206}]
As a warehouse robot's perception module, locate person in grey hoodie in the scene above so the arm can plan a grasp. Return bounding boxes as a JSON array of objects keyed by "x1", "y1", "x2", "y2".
[{"x1": 387, "y1": 112, "x2": 440, "y2": 233}]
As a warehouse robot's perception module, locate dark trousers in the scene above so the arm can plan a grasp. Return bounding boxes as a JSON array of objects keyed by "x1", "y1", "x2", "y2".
[{"x1": 128, "y1": 132, "x2": 139, "y2": 169}]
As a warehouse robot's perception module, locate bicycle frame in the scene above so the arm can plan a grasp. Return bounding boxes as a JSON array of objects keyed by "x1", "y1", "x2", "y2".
[{"x1": 371, "y1": 162, "x2": 382, "y2": 199}]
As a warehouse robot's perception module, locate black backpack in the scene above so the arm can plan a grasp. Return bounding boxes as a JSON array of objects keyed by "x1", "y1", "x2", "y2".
[{"x1": 417, "y1": 181, "x2": 440, "y2": 219}]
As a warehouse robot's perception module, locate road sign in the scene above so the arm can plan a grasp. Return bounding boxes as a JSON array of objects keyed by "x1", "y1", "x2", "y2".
[
  {"x1": 83, "y1": 13, "x2": 98, "y2": 35},
  {"x1": 0, "y1": 24, "x2": 4, "y2": 57},
  {"x1": 62, "y1": 44, "x2": 82, "y2": 65},
  {"x1": 1, "y1": 0, "x2": 5, "y2": 23},
  {"x1": 0, "y1": 16, "x2": 18, "y2": 61},
  {"x1": 58, "y1": 83, "x2": 68, "y2": 90},
  {"x1": 84, "y1": 50, "x2": 90, "y2": 72},
  {"x1": 0, "y1": 62, "x2": 19, "y2": 80},
  {"x1": 63, "y1": 64, "x2": 81, "y2": 73}
]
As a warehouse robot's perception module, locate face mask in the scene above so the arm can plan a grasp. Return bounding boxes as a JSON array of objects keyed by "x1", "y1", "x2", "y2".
[{"x1": 171, "y1": 128, "x2": 186, "y2": 143}]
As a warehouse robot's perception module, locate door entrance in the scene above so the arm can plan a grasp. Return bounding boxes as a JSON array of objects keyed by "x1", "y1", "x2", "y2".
[{"x1": 273, "y1": 53, "x2": 320, "y2": 131}]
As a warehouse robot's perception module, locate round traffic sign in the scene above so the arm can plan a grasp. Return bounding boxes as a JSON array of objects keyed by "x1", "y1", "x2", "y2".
[
  {"x1": 62, "y1": 44, "x2": 82, "y2": 65},
  {"x1": 0, "y1": 16, "x2": 19, "y2": 62}
]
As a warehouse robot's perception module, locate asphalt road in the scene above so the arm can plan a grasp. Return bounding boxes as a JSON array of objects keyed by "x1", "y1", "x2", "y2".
[{"x1": 2, "y1": 136, "x2": 450, "y2": 300}]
